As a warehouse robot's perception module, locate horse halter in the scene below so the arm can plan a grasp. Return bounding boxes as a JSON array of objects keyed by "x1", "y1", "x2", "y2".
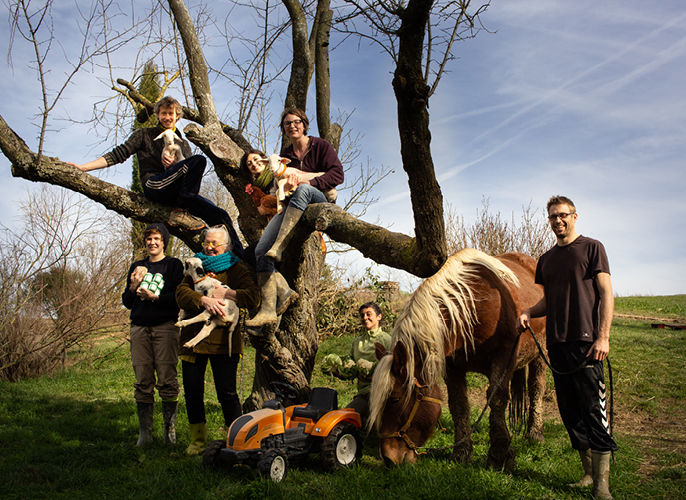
[{"x1": 378, "y1": 379, "x2": 442, "y2": 454}]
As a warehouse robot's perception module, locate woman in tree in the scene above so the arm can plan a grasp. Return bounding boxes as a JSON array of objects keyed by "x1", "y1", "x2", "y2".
[{"x1": 246, "y1": 108, "x2": 344, "y2": 327}]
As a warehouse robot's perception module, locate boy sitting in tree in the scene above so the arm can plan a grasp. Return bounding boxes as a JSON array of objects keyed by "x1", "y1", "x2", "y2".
[{"x1": 68, "y1": 96, "x2": 243, "y2": 255}]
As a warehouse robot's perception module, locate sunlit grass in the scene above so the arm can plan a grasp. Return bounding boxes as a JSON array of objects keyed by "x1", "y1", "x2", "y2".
[{"x1": 0, "y1": 304, "x2": 684, "y2": 499}]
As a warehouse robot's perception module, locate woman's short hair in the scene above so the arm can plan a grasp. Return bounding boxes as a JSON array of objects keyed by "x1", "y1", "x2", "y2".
[
  {"x1": 154, "y1": 96, "x2": 183, "y2": 119},
  {"x1": 240, "y1": 148, "x2": 267, "y2": 172},
  {"x1": 203, "y1": 225, "x2": 231, "y2": 248},
  {"x1": 280, "y1": 107, "x2": 309, "y2": 135},
  {"x1": 359, "y1": 301, "x2": 382, "y2": 317}
]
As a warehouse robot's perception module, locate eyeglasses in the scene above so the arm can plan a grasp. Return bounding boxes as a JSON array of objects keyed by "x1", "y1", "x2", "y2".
[
  {"x1": 201, "y1": 241, "x2": 227, "y2": 249},
  {"x1": 548, "y1": 212, "x2": 575, "y2": 221},
  {"x1": 283, "y1": 119, "x2": 302, "y2": 128}
]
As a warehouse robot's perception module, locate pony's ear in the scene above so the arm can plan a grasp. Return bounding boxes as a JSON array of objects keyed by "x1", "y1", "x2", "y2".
[
  {"x1": 374, "y1": 342, "x2": 388, "y2": 360},
  {"x1": 391, "y1": 341, "x2": 409, "y2": 380}
]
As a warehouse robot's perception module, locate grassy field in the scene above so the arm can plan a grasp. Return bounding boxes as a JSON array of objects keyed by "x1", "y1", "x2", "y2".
[{"x1": 0, "y1": 296, "x2": 684, "y2": 499}]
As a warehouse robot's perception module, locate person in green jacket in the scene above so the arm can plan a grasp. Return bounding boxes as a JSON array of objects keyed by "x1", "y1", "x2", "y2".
[
  {"x1": 322, "y1": 302, "x2": 392, "y2": 425},
  {"x1": 175, "y1": 225, "x2": 260, "y2": 455}
]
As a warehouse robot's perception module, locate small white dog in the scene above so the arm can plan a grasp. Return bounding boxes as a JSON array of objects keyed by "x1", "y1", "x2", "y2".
[
  {"x1": 154, "y1": 129, "x2": 185, "y2": 165},
  {"x1": 175, "y1": 257, "x2": 239, "y2": 355},
  {"x1": 261, "y1": 154, "x2": 337, "y2": 214}
]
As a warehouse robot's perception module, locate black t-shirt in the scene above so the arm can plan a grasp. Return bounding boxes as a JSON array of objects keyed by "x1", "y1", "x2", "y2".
[{"x1": 535, "y1": 235, "x2": 610, "y2": 346}]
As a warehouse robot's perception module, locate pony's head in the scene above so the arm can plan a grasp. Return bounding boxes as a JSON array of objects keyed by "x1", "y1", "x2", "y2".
[{"x1": 368, "y1": 341, "x2": 443, "y2": 465}]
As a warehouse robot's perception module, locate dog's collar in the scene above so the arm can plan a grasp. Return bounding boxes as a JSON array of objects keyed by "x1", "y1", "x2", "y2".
[{"x1": 193, "y1": 272, "x2": 216, "y2": 284}]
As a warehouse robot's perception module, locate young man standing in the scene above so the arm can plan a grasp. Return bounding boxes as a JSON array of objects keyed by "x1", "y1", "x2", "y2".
[
  {"x1": 68, "y1": 96, "x2": 243, "y2": 255},
  {"x1": 516, "y1": 196, "x2": 617, "y2": 500},
  {"x1": 122, "y1": 223, "x2": 183, "y2": 446}
]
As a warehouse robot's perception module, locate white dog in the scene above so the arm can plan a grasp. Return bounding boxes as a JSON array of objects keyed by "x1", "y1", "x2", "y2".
[
  {"x1": 261, "y1": 154, "x2": 337, "y2": 214},
  {"x1": 154, "y1": 129, "x2": 185, "y2": 165},
  {"x1": 175, "y1": 257, "x2": 239, "y2": 355}
]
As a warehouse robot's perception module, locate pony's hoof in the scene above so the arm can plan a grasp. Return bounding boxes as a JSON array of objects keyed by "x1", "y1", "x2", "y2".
[
  {"x1": 525, "y1": 429, "x2": 545, "y2": 444},
  {"x1": 449, "y1": 449, "x2": 473, "y2": 464},
  {"x1": 487, "y1": 446, "x2": 515, "y2": 473}
]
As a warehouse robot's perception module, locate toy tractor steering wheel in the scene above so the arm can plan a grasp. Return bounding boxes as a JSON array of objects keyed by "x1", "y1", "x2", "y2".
[{"x1": 270, "y1": 381, "x2": 299, "y2": 402}]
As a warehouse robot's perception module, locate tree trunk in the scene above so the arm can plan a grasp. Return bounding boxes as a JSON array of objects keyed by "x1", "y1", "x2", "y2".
[{"x1": 394, "y1": 0, "x2": 448, "y2": 276}]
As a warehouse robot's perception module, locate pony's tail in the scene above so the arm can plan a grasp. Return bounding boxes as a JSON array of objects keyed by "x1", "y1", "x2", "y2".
[{"x1": 508, "y1": 367, "x2": 527, "y2": 432}]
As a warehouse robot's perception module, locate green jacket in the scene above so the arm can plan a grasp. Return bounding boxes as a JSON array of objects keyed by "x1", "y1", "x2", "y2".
[
  {"x1": 176, "y1": 262, "x2": 260, "y2": 356},
  {"x1": 349, "y1": 327, "x2": 392, "y2": 395}
]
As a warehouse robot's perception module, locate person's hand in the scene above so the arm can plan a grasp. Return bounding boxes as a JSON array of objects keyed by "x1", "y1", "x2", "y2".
[
  {"x1": 66, "y1": 162, "x2": 86, "y2": 171},
  {"x1": 588, "y1": 337, "x2": 610, "y2": 361},
  {"x1": 161, "y1": 154, "x2": 175, "y2": 169},
  {"x1": 516, "y1": 312, "x2": 531, "y2": 333},
  {"x1": 284, "y1": 172, "x2": 301, "y2": 192},
  {"x1": 129, "y1": 273, "x2": 143, "y2": 291},
  {"x1": 211, "y1": 286, "x2": 231, "y2": 300},
  {"x1": 200, "y1": 296, "x2": 227, "y2": 318},
  {"x1": 136, "y1": 287, "x2": 158, "y2": 302}
]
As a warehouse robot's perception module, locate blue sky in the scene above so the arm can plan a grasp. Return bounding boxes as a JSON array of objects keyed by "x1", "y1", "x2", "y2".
[{"x1": 1, "y1": 0, "x2": 685, "y2": 296}]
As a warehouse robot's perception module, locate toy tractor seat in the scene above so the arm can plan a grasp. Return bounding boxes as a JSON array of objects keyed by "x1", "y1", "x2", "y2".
[{"x1": 291, "y1": 387, "x2": 338, "y2": 421}]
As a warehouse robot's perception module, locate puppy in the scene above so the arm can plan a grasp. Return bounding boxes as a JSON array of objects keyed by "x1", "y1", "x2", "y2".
[
  {"x1": 154, "y1": 129, "x2": 185, "y2": 166},
  {"x1": 261, "y1": 154, "x2": 337, "y2": 214},
  {"x1": 175, "y1": 257, "x2": 239, "y2": 355}
]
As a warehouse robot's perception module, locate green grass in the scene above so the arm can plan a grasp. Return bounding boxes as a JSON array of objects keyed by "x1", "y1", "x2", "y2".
[
  {"x1": 614, "y1": 294, "x2": 686, "y2": 320},
  {"x1": 1, "y1": 298, "x2": 685, "y2": 499}
]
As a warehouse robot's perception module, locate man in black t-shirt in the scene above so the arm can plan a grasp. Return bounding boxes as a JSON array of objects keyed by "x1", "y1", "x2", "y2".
[{"x1": 517, "y1": 196, "x2": 616, "y2": 500}]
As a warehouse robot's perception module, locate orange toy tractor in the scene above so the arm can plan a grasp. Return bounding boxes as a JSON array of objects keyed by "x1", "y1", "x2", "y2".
[{"x1": 202, "y1": 382, "x2": 362, "y2": 481}]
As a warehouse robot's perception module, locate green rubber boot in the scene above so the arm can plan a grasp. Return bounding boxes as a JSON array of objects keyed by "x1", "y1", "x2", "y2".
[
  {"x1": 185, "y1": 422, "x2": 207, "y2": 455},
  {"x1": 265, "y1": 207, "x2": 304, "y2": 263},
  {"x1": 591, "y1": 451, "x2": 613, "y2": 500},
  {"x1": 136, "y1": 402, "x2": 154, "y2": 446}
]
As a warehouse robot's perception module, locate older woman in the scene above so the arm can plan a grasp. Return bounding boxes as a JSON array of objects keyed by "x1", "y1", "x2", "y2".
[
  {"x1": 246, "y1": 108, "x2": 344, "y2": 327},
  {"x1": 176, "y1": 225, "x2": 260, "y2": 455}
]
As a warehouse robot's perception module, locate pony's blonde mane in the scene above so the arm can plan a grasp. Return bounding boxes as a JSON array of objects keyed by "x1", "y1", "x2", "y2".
[{"x1": 368, "y1": 249, "x2": 519, "y2": 431}]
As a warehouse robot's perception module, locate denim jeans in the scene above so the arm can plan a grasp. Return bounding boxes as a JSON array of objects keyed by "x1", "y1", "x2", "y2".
[
  {"x1": 254, "y1": 184, "x2": 327, "y2": 273},
  {"x1": 143, "y1": 154, "x2": 244, "y2": 256},
  {"x1": 181, "y1": 354, "x2": 242, "y2": 427}
]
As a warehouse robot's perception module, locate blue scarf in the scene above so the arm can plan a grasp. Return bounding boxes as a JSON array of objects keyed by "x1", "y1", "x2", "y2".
[{"x1": 194, "y1": 251, "x2": 239, "y2": 274}]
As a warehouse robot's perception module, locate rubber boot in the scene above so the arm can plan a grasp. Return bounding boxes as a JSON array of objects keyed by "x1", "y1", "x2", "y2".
[
  {"x1": 136, "y1": 402, "x2": 154, "y2": 446},
  {"x1": 567, "y1": 449, "x2": 593, "y2": 488},
  {"x1": 245, "y1": 273, "x2": 278, "y2": 327},
  {"x1": 591, "y1": 451, "x2": 613, "y2": 500},
  {"x1": 162, "y1": 401, "x2": 178, "y2": 445},
  {"x1": 185, "y1": 422, "x2": 207, "y2": 455},
  {"x1": 274, "y1": 271, "x2": 299, "y2": 316},
  {"x1": 265, "y1": 207, "x2": 304, "y2": 263}
]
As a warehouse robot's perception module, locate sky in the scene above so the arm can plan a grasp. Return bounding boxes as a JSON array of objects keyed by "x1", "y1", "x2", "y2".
[{"x1": 1, "y1": 0, "x2": 685, "y2": 296}]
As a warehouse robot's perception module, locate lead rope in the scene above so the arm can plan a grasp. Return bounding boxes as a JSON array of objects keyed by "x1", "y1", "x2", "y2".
[
  {"x1": 419, "y1": 329, "x2": 524, "y2": 454},
  {"x1": 420, "y1": 326, "x2": 614, "y2": 456},
  {"x1": 526, "y1": 326, "x2": 615, "y2": 462}
]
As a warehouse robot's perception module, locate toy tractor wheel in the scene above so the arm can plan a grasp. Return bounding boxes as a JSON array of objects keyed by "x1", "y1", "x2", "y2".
[
  {"x1": 257, "y1": 450, "x2": 288, "y2": 482},
  {"x1": 321, "y1": 422, "x2": 362, "y2": 471},
  {"x1": 202, "y1": 439, "x2": 226, "y2": 470}
]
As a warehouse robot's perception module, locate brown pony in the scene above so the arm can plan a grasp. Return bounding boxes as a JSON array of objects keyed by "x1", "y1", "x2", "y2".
[{"x1": 368, "y1": 249, "x2": 547, "y2": 471}]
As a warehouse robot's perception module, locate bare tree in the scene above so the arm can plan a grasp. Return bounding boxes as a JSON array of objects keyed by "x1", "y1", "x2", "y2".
[
  {"x1": 445, "y1": 198, "x2": 555, "y2": 259},
  {"x1": 0, "y1": 0, "x2": 491, "y2": 405},
  {"x1": 0, "y1": 186, "x2": 130, "y2": 381}
]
